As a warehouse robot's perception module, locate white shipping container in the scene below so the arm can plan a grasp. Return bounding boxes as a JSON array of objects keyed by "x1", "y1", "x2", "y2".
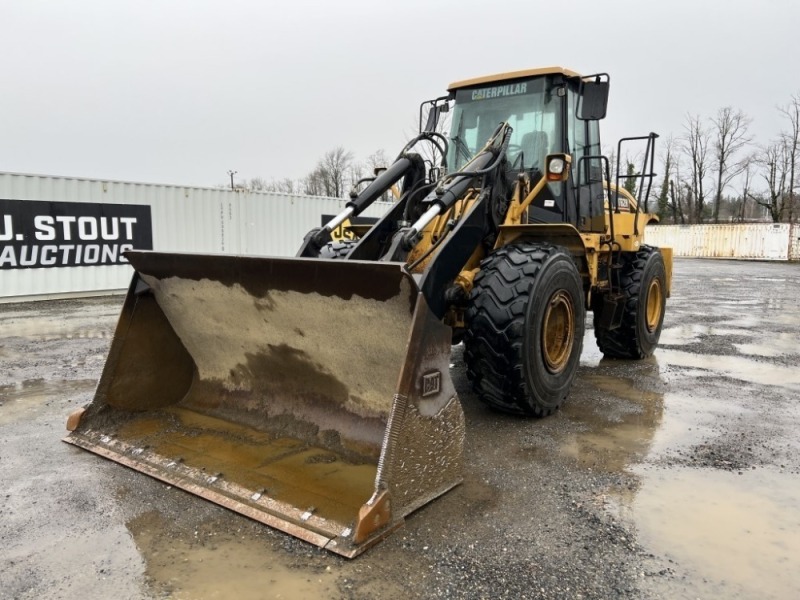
[
  {"x1": 790, "y1": 225, "x2": 800, "y2": 261},
  {"x1": 645, "y1": 223, "x2": 792, "y2": 261},
  {"x1": 0, "y1": 172, "x2": 391, "y2": 301}
]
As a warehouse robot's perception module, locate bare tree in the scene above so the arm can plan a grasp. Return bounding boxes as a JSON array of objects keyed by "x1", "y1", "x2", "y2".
[
  {"x1": 674, "y1": 153, "x2": 693, "y2": 224},
  {"x1": 756, "y1": 139, "x2": 792, "y2": 222},
  {"x1": 668, "y1": 180, "x2": 687, "y2": 224},
  {"x1": 249, "y1": 177, "x2": 297, "y2": 194},
  {"x1": 303, "y1": 166, "x2": 326, "y2": 196},
  {"x1": 681, "y1": 113, "x2": 712, "y2": 223},
  {"x1": 317, "y1": 147, "x2": 354, "y2": 198},
  {"x1": 248, "y1": 177, "x2": 267, "y2": 191},
  {"x1": 277, "y1": 178, "x2": 298, "y2": 194},
  {"x1": 778, "y1": 93, "x2": 799, "y2": 221},
  {"x1": 348, "y1": 161, "x2": 366, "y2": 192},
  {"x1": 711, "y1": 107, "x2": 752, "y2": 222},
  {"x1": 365, "y1": 149, "x2": 394, "y2": 202},
  {"x1": 367, "y1": 149, "x2": 391, "y2": 173},
  {"x1": 602, "y1": 145, "x2": 617, "y2": 183},
  {"x1": 735, "y1": 155, "x2": 758, "y2": 222}
]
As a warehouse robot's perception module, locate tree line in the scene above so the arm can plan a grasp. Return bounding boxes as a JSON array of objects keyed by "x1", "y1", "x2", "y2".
[
  {"x1": 236, "y1": 147, "x2": 393, "y2": 200},
  {"x1": 230, "y1": 92, "x2": 799, "y2": 224},
  {"x1": 620, "y1": 93, "x2": 799, "y2": 224}
]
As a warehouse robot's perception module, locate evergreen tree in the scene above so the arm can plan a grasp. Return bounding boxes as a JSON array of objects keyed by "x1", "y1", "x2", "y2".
[{"x1": 623, "y1": 162, "x2": 638, "y2": 196}]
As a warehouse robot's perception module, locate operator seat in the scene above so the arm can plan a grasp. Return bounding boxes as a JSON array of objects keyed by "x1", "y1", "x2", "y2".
[{"x1": 520, "y1": 131, "x2": 549, "y2": 172}]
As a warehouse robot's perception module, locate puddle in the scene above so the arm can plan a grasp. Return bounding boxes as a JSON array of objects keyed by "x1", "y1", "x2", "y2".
[
  {"x1": 559, "y1": 362, "x2": 736, "y2": 473},
  {"x1": 1, "y1": 314, "x2": 113, "y2": 340},
  {"x1": 632, "y1": 467, "x2": 800, "y2": 599},
  {"x1": 658, "y1": 349, "x2": 800, "y2": 391},
  {"x1": 718, "y1": 313, "x2": 765, "y2": 329},
  {"x1": 773, "y1": 311, "x2": 800, "y2": 327},
  {"x1": 0, "y1": 301, "x2": 119, "y2": 340},
  {"x1": 734, "y1": 332, "x2": 800, "y2": 357},
  {"x1": 752, "y1": 277, "x2": 787, "y2": 283},
  {"x1": 658, "y1": 324, "x2": 755, "y2": 346},
  {"x1": 658, "y1": 325, "x2": 705, "y2": 346},
  {"x1": 0, "y1": 378, "x2": 96, "y2": 425},
  {"x1": 645, "y1": 393, "x2": 726, "y2": 459},
  {"x1": 559, "y1": 372, "x2": 665, "y2": 472},
  {"x1": 127, "y1": 511, "x2": 340, "y2": 600}
]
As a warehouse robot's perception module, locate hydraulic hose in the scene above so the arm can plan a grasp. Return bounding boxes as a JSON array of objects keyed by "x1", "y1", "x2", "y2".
[{"x1": 400, "y1": 125, "x2": 512, "y2": 248}]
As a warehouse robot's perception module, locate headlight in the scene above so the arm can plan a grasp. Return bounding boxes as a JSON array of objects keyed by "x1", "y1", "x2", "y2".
[{"x1": 548, "y1": 157, "x2": 565, "y2": 174}]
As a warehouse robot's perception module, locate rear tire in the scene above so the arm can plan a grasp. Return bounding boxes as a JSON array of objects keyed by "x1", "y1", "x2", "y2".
[
  {"x1": 593, "y1": 245, "x2": 666, "y2": 359},
  {"x1": 318, "y1": 239, "x2": 358, "y2": 259},
  {"x1": 464, "y1": 243, "x2": 585, "y2": 416}
]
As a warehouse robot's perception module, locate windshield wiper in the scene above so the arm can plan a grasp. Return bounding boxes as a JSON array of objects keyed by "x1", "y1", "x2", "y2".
[{"x1": 449, "y1": 135, "x2": 472, "y2": 161}]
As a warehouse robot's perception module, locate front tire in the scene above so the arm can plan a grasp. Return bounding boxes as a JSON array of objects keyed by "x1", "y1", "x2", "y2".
[
  {"x1": 464, "y1": 243, "x2": 585, "y2": 416},
  {"x1": 593, "y1": 245, "x2": 666, "y2": 359}
]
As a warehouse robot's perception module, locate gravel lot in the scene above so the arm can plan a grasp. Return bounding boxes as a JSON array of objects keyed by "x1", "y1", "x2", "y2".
[{"x1": 1, "y1": 258, "x2": 799, "y2": 599}]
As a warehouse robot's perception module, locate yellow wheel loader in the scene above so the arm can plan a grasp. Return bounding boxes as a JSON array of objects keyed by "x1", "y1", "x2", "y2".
[{"x1": 65, "y1": 67, "x2": 672, "y2": 557}]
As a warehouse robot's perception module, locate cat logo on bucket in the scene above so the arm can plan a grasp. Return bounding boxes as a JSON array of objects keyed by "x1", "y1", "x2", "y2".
[{"x1": 422, "y1": 371, "x2": 442, "y2": 397}]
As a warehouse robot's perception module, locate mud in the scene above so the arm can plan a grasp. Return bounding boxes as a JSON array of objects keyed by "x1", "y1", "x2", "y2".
[{"x1": 1, "y1": 259, "x2": 799, "y2": 599}]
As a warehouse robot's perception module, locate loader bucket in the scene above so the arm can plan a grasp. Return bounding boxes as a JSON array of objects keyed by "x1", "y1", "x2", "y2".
[{"x1": 63, "y1": 251, "x2": 464, "y2": 557}]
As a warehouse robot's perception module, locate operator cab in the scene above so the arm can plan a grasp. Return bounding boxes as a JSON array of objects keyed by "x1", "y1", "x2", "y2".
[{"x1": 437, "y1": 67, "x2": 610, "y2": 233}]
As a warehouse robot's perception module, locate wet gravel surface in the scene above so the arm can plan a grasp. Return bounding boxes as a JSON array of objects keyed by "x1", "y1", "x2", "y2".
[{"x1": 1, "y1": 258, "x2": 799, "y2": 600}]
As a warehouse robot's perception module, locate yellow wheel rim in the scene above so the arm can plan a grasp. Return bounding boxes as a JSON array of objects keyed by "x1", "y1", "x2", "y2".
[
  {"x1": 645, "y1": 278, "x2": 663, "y2": 332},
  {"x1": 542, "y1": 291, "x2": 575, "y2": 374}
]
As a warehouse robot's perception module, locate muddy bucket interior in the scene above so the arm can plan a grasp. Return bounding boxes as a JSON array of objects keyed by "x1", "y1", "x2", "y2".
[{"x1": 64, "y1": 251, "x2": 464, "y2": 557}]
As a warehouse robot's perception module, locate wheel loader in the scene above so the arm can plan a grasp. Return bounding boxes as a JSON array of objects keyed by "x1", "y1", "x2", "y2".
[{"x1": 64, "y1": 67, "x2": 672, "y2": 557}]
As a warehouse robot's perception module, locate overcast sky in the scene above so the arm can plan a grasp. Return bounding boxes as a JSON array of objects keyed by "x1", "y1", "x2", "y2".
[{"x1": 1, "y1": 0, "x2": 798, "y2": 188}]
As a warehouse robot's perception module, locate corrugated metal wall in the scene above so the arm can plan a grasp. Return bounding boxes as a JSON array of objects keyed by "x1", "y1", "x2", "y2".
[
  {"x1": 791, "y1": 226, "x2": 800, "y2": 261},
  {"x1": 0, "y1": 172, "x2": 391, "y2": 301},
  {"x1": 645, "y1": 224, "x2": 794, "y2": 261}
]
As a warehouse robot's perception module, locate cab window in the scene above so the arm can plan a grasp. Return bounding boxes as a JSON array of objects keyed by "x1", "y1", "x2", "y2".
[{"x1": 448, "y1": 77, "x2": 562, "y2": 173}]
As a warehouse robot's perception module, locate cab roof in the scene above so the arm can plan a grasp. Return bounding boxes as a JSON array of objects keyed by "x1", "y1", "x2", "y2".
[{"x1": 448, "y1": 66, "x2": 582, "y2": 92}]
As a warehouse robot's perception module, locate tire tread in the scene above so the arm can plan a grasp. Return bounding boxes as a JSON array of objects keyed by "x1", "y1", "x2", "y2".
[
  {"x1": 593, "y1": 245, "x2": 665, "y2": 359},
  {"x1": 464, "y1": 243, "x2": 583, "y2": 416}
]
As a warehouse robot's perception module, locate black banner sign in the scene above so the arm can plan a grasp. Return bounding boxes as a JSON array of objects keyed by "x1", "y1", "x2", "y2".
[{"x1": 0, "y1": 199, "x2": 153, "y2": 270}]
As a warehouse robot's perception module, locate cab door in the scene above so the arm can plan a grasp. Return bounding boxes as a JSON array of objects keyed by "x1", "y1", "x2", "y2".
[{"x1": 566, "y1": 85, "x2": 606, "y2": 233}]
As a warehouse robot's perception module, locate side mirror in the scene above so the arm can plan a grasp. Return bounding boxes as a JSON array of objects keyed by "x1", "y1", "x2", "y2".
[
  {"x1": 421, "y1": 97, "x2": 451, "y2": 132},
  {"x1": 577, "y1": 75, "x2": 610, "y2": 120}
]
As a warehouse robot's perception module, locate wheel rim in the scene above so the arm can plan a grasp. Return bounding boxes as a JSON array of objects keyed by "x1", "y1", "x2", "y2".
[
  {"x1": 645, "y1": 278, "x2": 663, "y2": 332},
  {"x1": 542, "y1": 291, "x2": 575, "y2": 374}
]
